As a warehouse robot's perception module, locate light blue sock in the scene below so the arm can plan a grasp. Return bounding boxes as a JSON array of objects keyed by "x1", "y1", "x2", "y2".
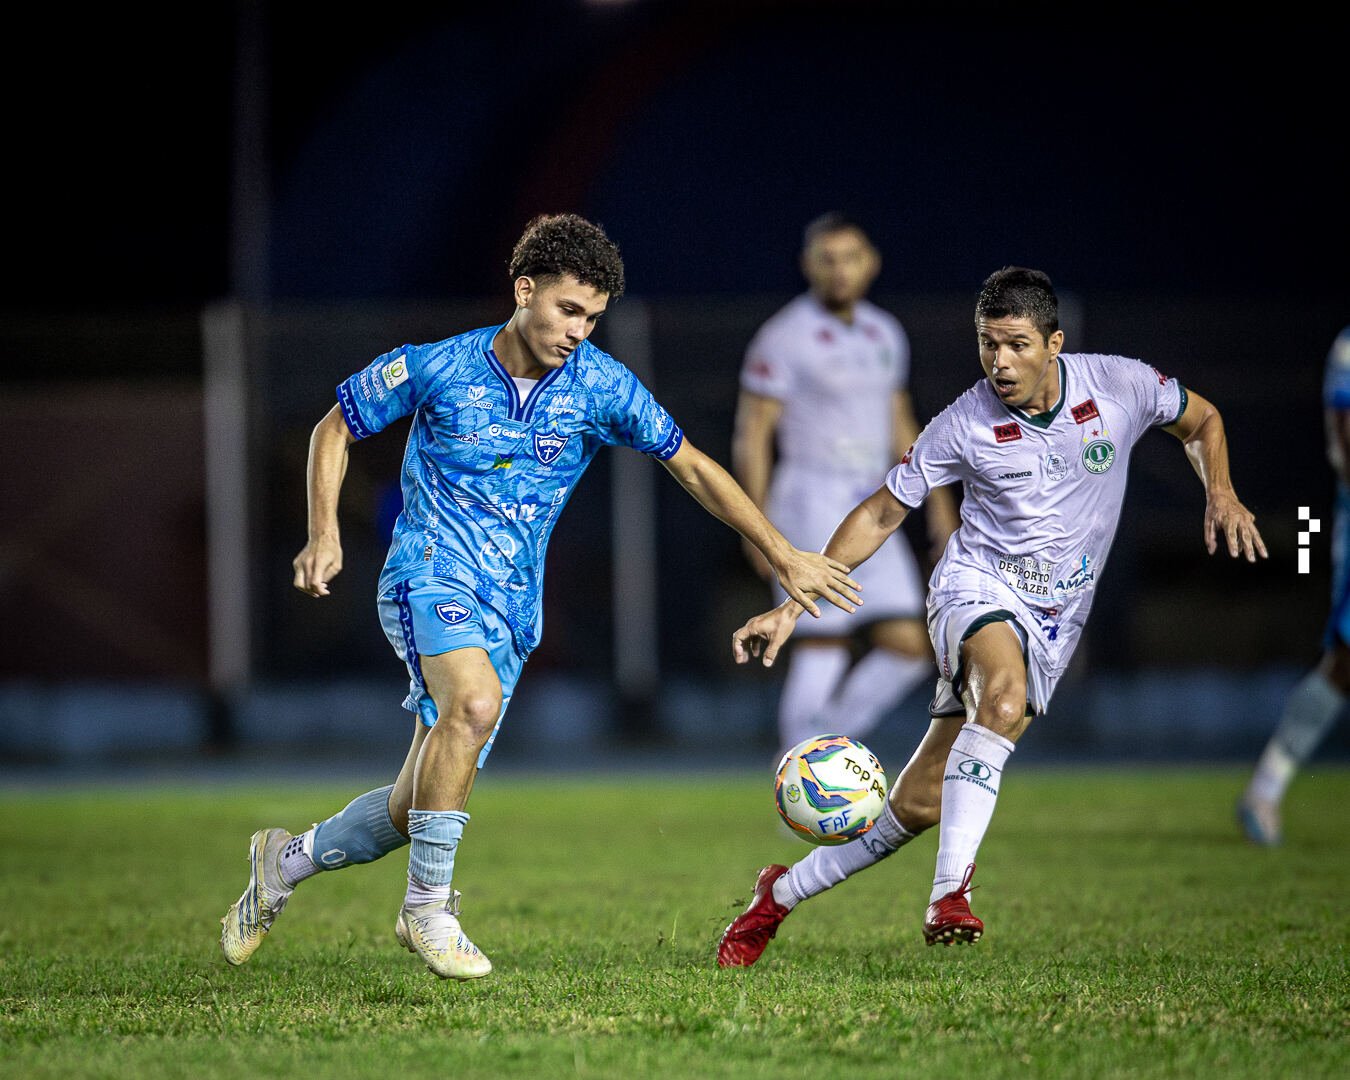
[
  {"x1": 407, "y1": 809, "x2": 470, "y2": 888},
  {"x1": 311, "y1": 785, "x2": 408, "y2": 870}
]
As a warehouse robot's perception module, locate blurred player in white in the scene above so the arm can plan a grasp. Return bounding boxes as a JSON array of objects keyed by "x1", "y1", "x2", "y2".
[
  {"x1": 1238, "y1": 324, "x2": 1350, "y2": 844},
  {"x1": 733, "y1": 213, "x2": 958, "y2": 755},
  {"x1": 718, "y1": 267, "x2": 1268, "y2": 966}
]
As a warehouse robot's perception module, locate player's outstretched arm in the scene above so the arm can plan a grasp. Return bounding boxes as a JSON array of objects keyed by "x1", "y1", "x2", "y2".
[
  {"x1": 292, "y1": 405, "x2": 358, "y2": 596},
  {"x1": 731, "y1": 485, "x2": 910, "y2": 667},
  {"x1": 730, "y1": 390, "x2": 783, "y2": 581},
  {"x1": 1163, "y1": 390, "x2": 1268, "y2": 562},
  {"x1": 660, "y1": 438, "x2": 860, "y2": 617}
]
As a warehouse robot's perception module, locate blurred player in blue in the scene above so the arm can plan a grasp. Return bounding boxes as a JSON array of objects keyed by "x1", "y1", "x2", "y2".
[
  {"x1": 219, "y1": 213, "x2": 860, "y2": 979},
  {"x1": 1238, "y1": 325, "x2": 1350, "y2": 844}
]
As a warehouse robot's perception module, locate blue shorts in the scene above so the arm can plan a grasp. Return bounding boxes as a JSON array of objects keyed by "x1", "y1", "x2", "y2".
[
  {"x1": 1326, "y1": 490, "x2": 1350, "y2": 649},
  {"x1": 378, "y1": 576, "x2": 524, "y2": 768}
]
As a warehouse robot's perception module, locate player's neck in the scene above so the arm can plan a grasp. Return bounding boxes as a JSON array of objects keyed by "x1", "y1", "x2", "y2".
[
  {"x1": 492, "y1": 321, "x2": 548, "y2": 380},
  {"x1": 813, "y1": 293, "x2": 858, "y2": 326}
]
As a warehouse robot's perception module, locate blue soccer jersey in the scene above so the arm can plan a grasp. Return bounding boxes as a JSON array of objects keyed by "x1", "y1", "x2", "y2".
[
  {"x1": 1323, "y1": 326, "x2": 1350, "y2": 410},
  {"x1": 337, "y1": 324, "x2": 684, "y2": 658}
]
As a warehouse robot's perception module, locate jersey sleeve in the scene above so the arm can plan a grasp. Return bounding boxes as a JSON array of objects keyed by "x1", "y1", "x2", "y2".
[
  {"x1": 1105, "y1": 355, "x2": 1186, "y2": 431},
  {"x1": 335, "y1": 345, "x2": 430, "y2": 440},
  {"x1": 889, "y1": 318, "x2": 911, "y2": 393},
  {"x1": 599, "y1": 364, "x2": 685, "y2": 460},
  {"x1": 739, "y1": 324, "x2": 795, "y2": 400},
  {"x1": 885, "y1": 400, "x2": 966, "y2": 508},
  {"x1": 1323, "y1": 327, "x2": 1350, "y2": 409}
]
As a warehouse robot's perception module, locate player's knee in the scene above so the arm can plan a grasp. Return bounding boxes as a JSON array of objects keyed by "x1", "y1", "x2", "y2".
[
  {"x1": 437, "y1": 694, "x2": 502, "y2": 746},
  {"x1": 974, "y1": 691, "x2": 1028, "y2": 739}
]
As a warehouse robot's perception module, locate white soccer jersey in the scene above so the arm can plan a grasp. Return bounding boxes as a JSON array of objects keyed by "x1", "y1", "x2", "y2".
[
  {"x1": 742, "y1": 293, "x2": 909, "y2": 477},
  {"x1": 886, "y1": 353, "x2": 1185, "y2": 685},
  {"x1": 742, "y1": 293, "x2": 924, "y2": 631}
]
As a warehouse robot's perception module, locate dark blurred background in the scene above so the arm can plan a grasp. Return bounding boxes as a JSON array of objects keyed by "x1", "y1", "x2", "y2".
[{"x1": 2, "y1": 1, "x2": 1345, "y2": 773}]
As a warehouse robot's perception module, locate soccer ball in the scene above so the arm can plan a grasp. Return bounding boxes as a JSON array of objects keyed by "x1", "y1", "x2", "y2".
[{"x1": 774, "y1": 734, "x2": 888, "y2": 845}]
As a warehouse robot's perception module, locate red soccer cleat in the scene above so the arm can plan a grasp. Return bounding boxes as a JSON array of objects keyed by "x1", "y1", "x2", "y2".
[
  {"x1": 717, "y1": 864, "x2": 791, "y2": 967},
  {"x1": 923, "y1": 862, "x2": 983, "y2": 946}
]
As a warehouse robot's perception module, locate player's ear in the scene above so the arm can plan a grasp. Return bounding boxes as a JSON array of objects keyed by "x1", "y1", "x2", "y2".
[
  {"x1": 1048, "y1": 328, "x2": 1064, "y2": 357},
  {"x1": 513, "y1": 275, "x2": 535, "y2": 309}
]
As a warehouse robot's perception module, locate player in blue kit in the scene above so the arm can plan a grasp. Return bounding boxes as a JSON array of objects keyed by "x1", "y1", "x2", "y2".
[
  {"x1": 1238, "y1": 325, "x2": 1350, "y2": 844},
  {"x1": 219, "y1": 214, "x2": 860, "y2": 979}
]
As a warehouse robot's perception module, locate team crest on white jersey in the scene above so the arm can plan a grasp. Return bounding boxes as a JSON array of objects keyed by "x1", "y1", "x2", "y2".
[
  {"x1": 1044, "y1": 452, "x2": 1069, "y2": 482},
  {"x1": 1082, "y1": 440, "x2": 1115, "y2": 473},
  {"x1": 534, "y1": 430, "x2": 569, "y2": 465}
]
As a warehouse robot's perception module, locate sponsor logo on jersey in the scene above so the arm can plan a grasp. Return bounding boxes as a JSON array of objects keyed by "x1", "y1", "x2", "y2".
[
  {"x1": 534, "y1": 430, "x2": 570, "y2": 465},
  {"x1": 434, "y1": 601, "x2": 472, "y2": 625},
  {"x1": 1082, "y1": 439, "x2": 1115, "y2": 473},
  {"x1": 997, "y1": 469, "x2": 1032, "y2": 481},
  {"x1": 994, "y1": 422, "x2": 1022, "y2": 443},
  {"x1": 447, "y1": 430, "x2": 479, "y2": 446},
  {"x1": 492, "y1": 455, "x2": 513, "y2": 469},
  {"x1": 545, "y1": 393, "x2": 580, "y2": 416},
  {"x1": 746, "y1": 357, "x2": 774, "y2": 379},
  {"x1": 816, "y1": 327, "x2": 835, "y2": 344},
  {"x1": 900, "y1": 444, "x2": 914, "y2": 465},
  {"x1": 1152, "y1": 366, "x2": 1169, "y2": 385},
  {"x1": 488, "y1": 423, "x2": 528, "y2": 440},
  {"x1": 380, "y1": 355, "x2": 409, "y2": 391},
  {"x1": 458, "y1": 385, "x2": 495, "y2": 410},
  {"x1": 1071, "y1": 398, "x2": 1100, "y2": 424},
  {"x1": 480, "y1": 532, "x2": 518, "y2": 575},
  {"x1": 998, "y1": 554, "x2": 1053, "y2": 597},
  {"x1": 1044, "y1": 452, "x2": 1069, "y2": 482},
  {"x1": 1053, "y1": 554, "x2": 1096, "y2": 597}
]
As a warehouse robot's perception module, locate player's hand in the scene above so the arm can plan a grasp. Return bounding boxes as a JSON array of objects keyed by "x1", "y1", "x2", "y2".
[
  {"x1": 1204, "y1": 491, "x2": 1268, "y2": 562},
  {"x1": 732, "y1": 602, "x2": 803, "y2": 667},
  {"x1": 293, "y1": 534, "x2": 344, "y2": 596},
  {"x1": 741, "y1": 537, "x2": 773, "y2": 582},
  {"x1": 771, "y1": 547, "x2": 861, "y2": 618}
]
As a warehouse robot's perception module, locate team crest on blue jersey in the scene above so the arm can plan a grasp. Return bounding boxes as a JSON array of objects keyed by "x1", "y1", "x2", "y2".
[
  {"x1": 435, "y1": 601, "x2": 472, "y2": 625},
  {"x1": 534, "y1": 430, "x2": 570, "y2": 465}
]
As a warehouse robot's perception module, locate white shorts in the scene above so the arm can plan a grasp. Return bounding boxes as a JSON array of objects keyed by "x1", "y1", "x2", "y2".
[
  {"x1": 927, "y1": 595, "x2": 1061, "y2": 717},
  {"x1": 768, "y1": 467, "x2": 925, "y2": 637}
]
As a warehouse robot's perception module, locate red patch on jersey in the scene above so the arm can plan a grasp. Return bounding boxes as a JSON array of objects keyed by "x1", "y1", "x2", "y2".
[
  {"x1": 1071, "y1": 398, "x2": 1100, "y2": 424},
  {"x1": 900, "y1": 443, "x2": 914, "y2": 465},
  {"x1": 994, "y1": 422, "x2": 1022, "y2": 443},
  {"x1": 1153, "y1": 366, "x2": 1168, "y2": 384},
  {"x1": 862, "y1": 322, "x2": 883, "y2": 341},
  {"x1": 816, "y1": 328, "x2": 835, "y2": 344},
  {"x1": 747, "y1": 357, "x2": 774, "y2": 378}
]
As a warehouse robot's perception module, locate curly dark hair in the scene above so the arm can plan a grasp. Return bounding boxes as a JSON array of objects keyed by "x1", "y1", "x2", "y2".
[
  {"x1": 507, "y1": 213, "x2": 625, "y2": 299},
  {"x1": 975, "y1": 266, "x2": 1059, "y2": 344}
]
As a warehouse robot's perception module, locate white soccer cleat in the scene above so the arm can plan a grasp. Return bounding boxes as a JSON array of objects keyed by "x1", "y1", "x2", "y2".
[
  {"x1": 1236, "y1": 794, "x2": 1283, "y2": 847},
  {"x1": 395, "y1": 891, "x2": 492, "y2": 980},
  {"x1": 220, "y1": 827, "x2": 295, "y2": 965}
]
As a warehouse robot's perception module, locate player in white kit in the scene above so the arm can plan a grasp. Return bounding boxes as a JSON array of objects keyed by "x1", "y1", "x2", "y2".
[
  {"x1": 717, "y1": 267, "x2": 1268, "y2": 965},
  {"x1": 733, "y1": 214, "x2": 958, "y2": 754}
]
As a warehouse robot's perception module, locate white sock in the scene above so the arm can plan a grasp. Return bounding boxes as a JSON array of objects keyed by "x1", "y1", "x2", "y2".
[
  {"x1": 930, "y1": 722, "x2": 1014, "y2": 903},
  {"x1": 279, "y1": 829, "x2": 320, "y2": 887},
  {"x1": 1247, "y1": 669, "x2": 1344, "y2": 804},
  {"x1": 404, "y1": 877, "x2": 452, "y2": 907},
  {"x1": 816, "y1": 648, "x2": 932, "y2": 741},
  {"x1": 772, "y1": 802, "x2": 915, "y2": 910},
  {"x1": 777, "y1": 645, "x2": 851, "y2": 751}
]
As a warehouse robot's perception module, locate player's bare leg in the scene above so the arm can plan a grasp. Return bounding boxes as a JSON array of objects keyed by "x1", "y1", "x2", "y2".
[
  {"x1": 925, "y1": 621, "x2": 1029, "y2": 945},
  {"x1": 395, "y1": 647, "x2": 498, "y2": 979},
  {"x1": 811, "y1": 618, "x2": 933, "y2": 743},
  {"x1": 776, "y1": 637, "x2": 851, "y2": 754},
  {"x1": 1240, "y1": 640, "x2": 1350, "y2": 845}
]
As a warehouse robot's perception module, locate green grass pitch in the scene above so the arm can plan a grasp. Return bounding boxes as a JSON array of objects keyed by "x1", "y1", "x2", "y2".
[{"x1": 1, "y1": 765, "x2": 1346, "y2": 1079}]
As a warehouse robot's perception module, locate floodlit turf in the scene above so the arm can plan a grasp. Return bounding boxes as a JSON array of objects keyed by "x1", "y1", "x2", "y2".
[{"x1": 1, "y1": 765, "x2": 1346, "y2": 1079}]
